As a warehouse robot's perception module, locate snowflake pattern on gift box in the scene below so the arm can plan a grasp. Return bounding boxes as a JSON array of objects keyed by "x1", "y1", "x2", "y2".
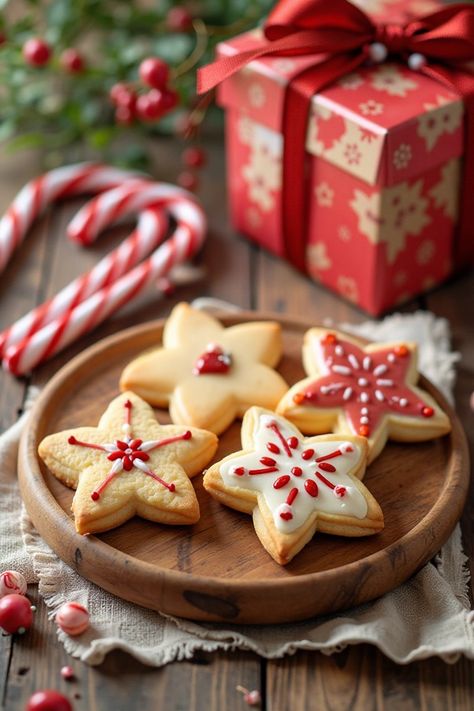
[
  {"x1": 350, "y1": 180, "x2": 431, "y2": 263},
  {"x1": 416, "y1": 240, "x2": 435, "y2": 266},
  {"x1": 338, "y1": 72, "x2": 363, "y2": 90},
  {"x1": 337, "y1": 275, "x2": 359, "y2": 303},
  {"x1": 242, "y1": 143, "x2": 282, "y2": 213},
  {"x1": 344, "y1": 143, "x2": 362, "y2": 166},
  {"x1": 417, "y1": 95, "x2": 463, "y2": 151},
  {"x1": 359, "y1": 99, "x2": 384, "y2": 116},
  {"x1": 338, "y1": 225, "x2": 352, "y2": 242},
  {"x1": 393, "y1": 143, "x2": 412, "y2": 171},
  {"x1": 314, "y1": 181, "x2": 334, "y2": 207},
  {"x1": 248, "y1": 82, "x2": 266, "y2": 108},
  {"x1": 429, "y1": 159, "x2": 460, "y2": 220},
  {"x1": 307, "y1": 242, "x2": 332, "y2": 273},
  {"x1": 371, "y1": 65, "x2": 417, "y2": 97}
]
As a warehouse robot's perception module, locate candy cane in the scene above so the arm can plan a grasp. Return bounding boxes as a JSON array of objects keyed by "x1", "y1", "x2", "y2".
[{"x1": 0, "y1": 165, "x2": 207, "y2": 375}]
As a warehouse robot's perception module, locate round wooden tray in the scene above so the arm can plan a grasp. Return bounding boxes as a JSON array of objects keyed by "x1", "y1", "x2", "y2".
[{"x1": 18, "y1": 313, "x2": 470, "y2": 624}]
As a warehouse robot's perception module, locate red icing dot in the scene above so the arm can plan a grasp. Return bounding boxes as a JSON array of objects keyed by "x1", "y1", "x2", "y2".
[
  {"x1": 304, "y1": 479, "x2": 318, "y2": 497},
  {"x1": 291, "y1": 466, "x2": 302, "y2": 477},
  {"x1": 301, "y1": 449, "x2": 314, "y2": 460},
  {"x1": 293, "y1": 392, "x2": 305, "y2": 405},
  {"x1": 273, "y1": 475, "x2": 290, "y2": 489},
  {"x1": 233, "y1": 467, "x2": 245, "y2": 476},
  {"x1": 359, "y1": 425, "x2": 370, "y2": 437},
  {"x1": 267, "y1": 442, "x2": 280, "y2": 454},
  {"x1": 169, "y1": 483, "x2": 176, "y2": 492},
  {"x1": 280, "y1": 511, "x2": 293, "y2": 521},
  {"x1": 183, "y1": 430, "x2": 192, "y2": 440},
  {"x1": 287, "y1": 436, "x2": 298, "y2": 449},
  {"x1": 394, "y1": 344, "x2": 409, "y2": 357},
  {"x1": 319, "y1": 462, "x2": 336, "y2": 472},
  {"x1": 68, "y1": 436, "x2": 77, "y2": 444},
  {"x1": 91, "y1": 492, "x2": 100, "y2": 501},
  {"x1": 260, "y1": 456, "x2": 276, "y2": 466},
  {"x1": 421, "y1": 406, "x2": 434, "y2": 418},
  {"x1": 322, "y1": 333, "x2": 337, "y2": 345},
  {"x1": 335, "y1": 485, "x2": 346, "y2": 497}
]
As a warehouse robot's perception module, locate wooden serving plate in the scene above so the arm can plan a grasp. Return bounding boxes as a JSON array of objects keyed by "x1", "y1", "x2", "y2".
[{"x1": 18, "y1": 313, "x2": 470, "y2": 624}]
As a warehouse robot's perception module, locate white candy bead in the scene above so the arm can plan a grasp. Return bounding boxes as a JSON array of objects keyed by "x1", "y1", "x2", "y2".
[
  {"x1": 0, "y1": 570, "x2": 27, "y2": 597},
  {"x1": 368, "y1": 42, "x2": 388, "y2": 63},
  {"x1": 408, "y1": 53, "x2": 426, "y2": 71}
]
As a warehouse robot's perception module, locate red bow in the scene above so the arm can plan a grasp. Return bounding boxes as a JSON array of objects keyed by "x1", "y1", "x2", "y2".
[{"x1": 198, "y1": 0, "x2": 474, "y2": 278}]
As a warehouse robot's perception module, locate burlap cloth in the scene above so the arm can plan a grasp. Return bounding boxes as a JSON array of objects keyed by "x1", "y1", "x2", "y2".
[{"x1": 1, "y1": 308, "x2": 473, "y2": 665}]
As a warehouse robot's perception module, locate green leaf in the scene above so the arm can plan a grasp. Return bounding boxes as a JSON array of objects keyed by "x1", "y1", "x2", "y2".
[
  {"x1": 87, "y1": 126, "x2": 115, "y2": 150},
  {"x1": 6, "y1": 131, "x2": 45, "y2": 152}
]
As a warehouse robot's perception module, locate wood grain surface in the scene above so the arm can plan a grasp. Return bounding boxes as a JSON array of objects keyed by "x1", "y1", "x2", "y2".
[
  {"x1": 0, "y1": 138, "x2": 472, "y2": 709},
  {"x1": 18, "y1": 314, "x2": 469, "y2": 624}
]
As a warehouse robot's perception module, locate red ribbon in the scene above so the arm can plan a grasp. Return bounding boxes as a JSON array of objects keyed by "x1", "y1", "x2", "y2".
[{"x1": 198, "y1": 0, "x2": 474, "y2": 273}]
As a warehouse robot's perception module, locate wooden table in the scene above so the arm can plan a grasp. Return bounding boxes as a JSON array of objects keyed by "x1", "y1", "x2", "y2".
[{"x1": 0, "y1": 138, "x2": 472, "y2": 710}]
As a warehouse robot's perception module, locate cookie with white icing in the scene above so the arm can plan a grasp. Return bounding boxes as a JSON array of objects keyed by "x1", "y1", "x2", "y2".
[
  {"x1": 38, "y1": 391, "x2": 218, "y2": 535},
  {"x1": 277, "y1": 328, "x2": 451, "y2": 463},
  {"x1": 120, "y1": 302, "x2": 289, "y2": 435},
  {"x1": 203, "y1": 407, "x2": 383, "y2": 565}
]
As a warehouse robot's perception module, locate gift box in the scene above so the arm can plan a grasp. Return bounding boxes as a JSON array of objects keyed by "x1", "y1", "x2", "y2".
[{"x1": 209, "y1": 0, "x2": 473, "y2": 315}]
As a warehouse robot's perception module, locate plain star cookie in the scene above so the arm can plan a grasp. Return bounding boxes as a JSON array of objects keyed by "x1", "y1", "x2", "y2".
[
  {"x1": 38, "y1": 391, "x2": 218, "y2": 535},
  {"x1": 120, "y1": 303, "x2": 289, "y2": 435},
  {"x1": 203, "y1": 407, "x2": 383, "y2": 565},
  {"x1": 277, "y1": 328, "x2": 451, "y2": 463}
]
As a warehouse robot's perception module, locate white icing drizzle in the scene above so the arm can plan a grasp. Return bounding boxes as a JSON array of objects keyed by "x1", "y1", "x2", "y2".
[
  {"x1": 335, "y1": 345, "x2": 345, "y2": 356},
  {"x1": 373, "y1": 364, "x2": 387, "y2": 376},
  {"x1": 332, "y1": 364, "x2": 352, "y2": 376},
  {"x1": 363, "y1": 356, "x2": 372, "y2": 370},
  {"x1": 348, "y1": 354, "x2": 360, "y2": 370},
  {"x1": 358, "y1": 377, "x2": 368, "y2": 387},
  {"x1": 375, "y1": 390, "x2": 385, "y2": 402},
  {"x1": 343, "y1": 387, "x2": 353, "y2": 400},
  {"x1": 360, "y1": 392, "x2": 369, "y2": 403},
  {"x1": 376, "y1": 379, "x2": 394, "y2": 387},
  {"x1": 220, "y1": 414, "x2": 367, "y2": 533}
]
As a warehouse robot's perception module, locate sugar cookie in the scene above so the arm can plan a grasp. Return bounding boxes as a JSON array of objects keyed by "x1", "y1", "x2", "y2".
[
  {"x1": 203, "y1": 407, "x2": 383, "y2": 565},
  {"x1": 277, "y1": 328, "x2": 451, "y2": 463},
  {"x1": 38, "y1": 391, "x2": 218, "y2": 534},
  {"x1": 120, "y1": 303, "x2": 288, "y2": 435}
]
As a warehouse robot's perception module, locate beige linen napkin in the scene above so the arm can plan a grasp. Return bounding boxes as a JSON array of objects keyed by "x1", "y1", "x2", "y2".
[{"x1": 1, "y1": 310, "x2": 472, "y2": 665}]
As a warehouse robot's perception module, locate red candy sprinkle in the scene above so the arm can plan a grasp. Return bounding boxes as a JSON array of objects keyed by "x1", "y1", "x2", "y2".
[
  {"x1": 233, "y1": 467, "x2": 245, "y2": 476},
  {"x1": 291, "y1": 466, "x2": 302, "y2": 477},
  {"x1": 279, "y1": 511, "x2": 293, "y2": 521},
  {"x1": 267, "y1": 442, "x2": 280, "y2": 454},
  {"x1": 273, "y1": 475, "x2": 290, "y2": 489},
  {"x1": 322, "y1": 333, "x2": 337, "y2": 345},
  {"x1": 359, "y1": 424, "x2": 370, "y2": 437},
  {"x1": 319, "y1": 462, "x2": 336, "y2": 473},
  {"x1": 193, "y1": 347, "x2": 231, "y2": 375},
  {"x1": 260, "y1": 457, "x2": 276, "y2": 466},
  {"x1": 304, "y1": 479, "x2": 318, "y2": 497},
  {"x1": 301, "y1": 449, "x2": 314, "y2": 460},
  {"x1": 286, "y1": 487, "x2": 298, "y2": 505},
  {"x1": 335, "y1": 485, "x2": 346, "y2": 497},
  {"x1": 287, "y1": 436, "x2": 298, "y2": 449},
  {"x1": 421, "y1": 406, "x2": 434, "y2": 418},
  {"x1": 394, "y1": 344, "x2": 409, "y2": 357},
  {"x1": 292, "y1": 392, "x2": 305, "y2": 405}
]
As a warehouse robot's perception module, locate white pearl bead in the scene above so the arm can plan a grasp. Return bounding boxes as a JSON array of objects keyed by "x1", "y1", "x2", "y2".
[
  {"x1": 407, "y1": 53, "x2": 426, "y2": 71},
  {"x1": 369, "y1": 42, "x2": 388, "y2": 63}
]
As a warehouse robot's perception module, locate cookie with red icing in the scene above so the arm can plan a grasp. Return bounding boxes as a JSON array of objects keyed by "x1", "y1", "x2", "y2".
[
  {"x1": 38, "y1": 391, "x2": 218, "y2": 534},
  {"x1": 203, "y1": 407, "x2": 383, "y2": 565},
  {"x1": 277, "y1": 328, "x2": 451, "y2": 463},
  {"x1": 120, "y1": 303, "x2": 289, "y2": 435}
]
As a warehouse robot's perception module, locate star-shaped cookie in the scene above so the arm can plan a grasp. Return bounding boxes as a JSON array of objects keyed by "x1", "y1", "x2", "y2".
[
  {"x1": 203, "y1": 408, "x2": 383, "y2": 565},
  {"x1": 277, "y1": 328, "x2": 451, "y2": 463},
  {"x1": 120, "y1": 303, "x2": 289, "y2": 435},
  {"x1": 38, "y1": 391, "x2": 218, "y2": 534}
]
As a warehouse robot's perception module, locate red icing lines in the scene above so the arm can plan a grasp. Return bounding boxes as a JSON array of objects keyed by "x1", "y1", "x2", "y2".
[{"x1": 68, "y1": 399, "x2": 191, "y2": 501}]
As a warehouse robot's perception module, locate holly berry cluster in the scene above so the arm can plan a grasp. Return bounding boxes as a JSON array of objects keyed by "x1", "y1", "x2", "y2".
[
  {"x1": 0, "y1": 0, "x2": 272, "y2": 170},
  {"x1": 110, "y1": 58, "x2": 178, "y2": 126}
]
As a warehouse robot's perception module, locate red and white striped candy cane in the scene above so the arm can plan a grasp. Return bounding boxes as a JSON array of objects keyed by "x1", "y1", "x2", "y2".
[{"x1": 0, "y1": 165, "x2": 206, "y2": 375}]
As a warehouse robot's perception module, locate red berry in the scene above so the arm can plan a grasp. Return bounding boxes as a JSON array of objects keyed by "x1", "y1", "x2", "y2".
[
  {"x1": 182, "y1": 147, "x2": 206, "y2": 168},
  {"x1": 136, "y1": 92, "x2": 163, "y2": 121},
  {"x1": 0, "y1": 593, "x2": 33, "y2": 634},
  {"x1": 177, "y1": 171, "x2": 198, "y2": 191},
  {"x1": 109, "y1": 84, "x2": 136, "y2": 111},
  {"x1": 60, "y1": 48, "x2": 84, "y2": 73},
  {"x1": 139, "y1": 57, "x2": 169, "y2": 89},
  {"x1": 115, "y1": 106, "x2": 134, "y2": 125},
  {"x1": 166, "y1": 7, "x2": 193, "y2": 31},
  {"x1": 23, "y1": 38, "x2": 51, "y2": 67},
  {"x1": 26, "y1": 690, "x2": 72, "y2": 711},
  {"x1": 160, "y1": 88, "x2": 179, "y2": 112}
]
